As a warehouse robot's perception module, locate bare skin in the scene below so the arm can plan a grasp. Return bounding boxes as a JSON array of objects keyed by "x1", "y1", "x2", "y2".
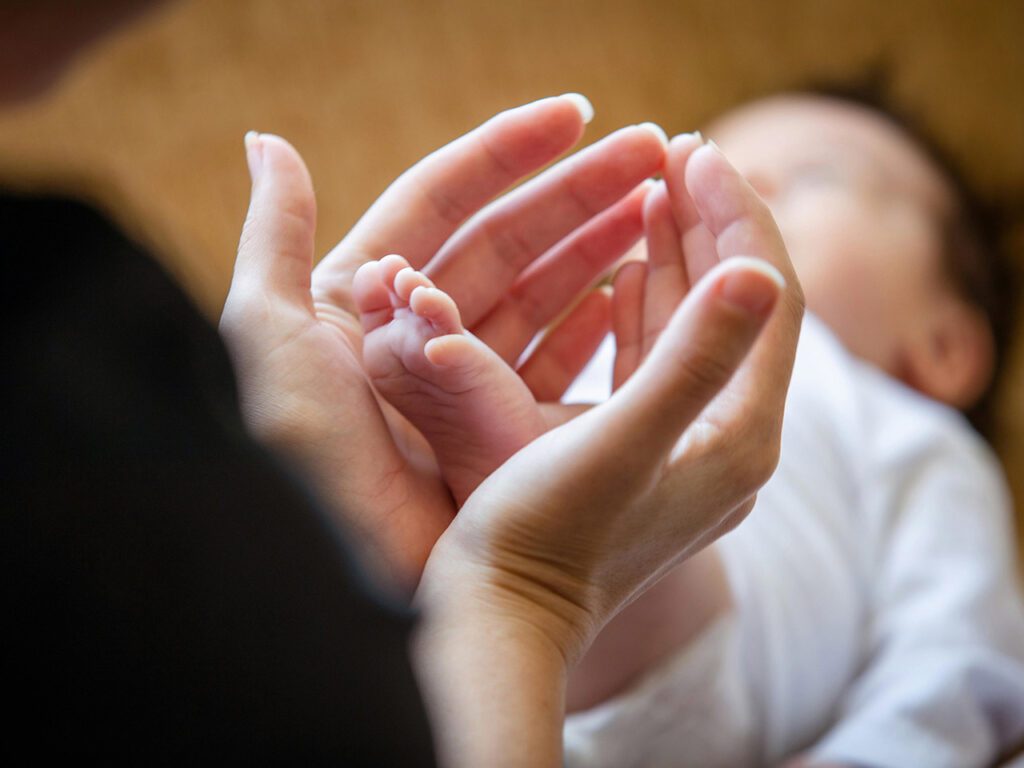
[
  {"x1": 353, "y1": 136, "x2": 796, "y2": 723},
  {"x1": 569, "y1": 96, "x2": 996, "y2": 766},
  {"x1": 711, "y1": 95, "x2": 993, "y2": 408},
  {"x1": 354, "y1": 255, "x2": 546, "y2": 506},
  {"x1": 222, "y1": 104, "x2": 667, "y2": 590},
  {"x1": 222, "y1": 103, "x2": 799, "y2": 768},
  {"x1": 3, "y1": 3, "x2": 803, "y2": 763}
]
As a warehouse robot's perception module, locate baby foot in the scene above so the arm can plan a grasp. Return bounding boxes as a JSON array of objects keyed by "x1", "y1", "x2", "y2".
[{"x1": 353, "y1": 255, "x2": 547, "y2": 506}]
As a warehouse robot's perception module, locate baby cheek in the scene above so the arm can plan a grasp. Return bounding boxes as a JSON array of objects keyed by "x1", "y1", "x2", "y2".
[
  {"x1": 777, "y1": 202, "x2": 905, "y2": 370},
  {"x1": 806, "y1": 252, "x2": 901, "y2": 369}
]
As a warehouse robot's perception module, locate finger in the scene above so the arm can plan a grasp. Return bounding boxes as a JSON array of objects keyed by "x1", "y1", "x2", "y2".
[
  {"x1": 232, "y1": 132, "x2": 317, "y2": 310},
  {"x1": 601, "y1": 257, "x2": 786, "y2": 462},
  {"x1": 427, "y1": 123, "x2": 668, "y2": 326},
  {"x1": 685, "y1": 142, "x2": 799, "y2": 295},
  {"x1": 640, "y1": 182, "x2": 686, "y2": 357},
  {"x1": 314, "y1": 94, "x2": 594, "y2": 307},
  {"x1": 518, "y1": 289, "x2": 612, "y2": 403},
  {"x1": 612, "y1": 260, "x2": 646, "y2": 390},
  {"x1": 684, "y1": 142, "x2": 805, "y2": 421},
  {"x1": 663, "y1": 133, "x2": 719, "y2": 284},
  {"x1": 473, "y1": 182, "x2": 649, "y2": 363}
]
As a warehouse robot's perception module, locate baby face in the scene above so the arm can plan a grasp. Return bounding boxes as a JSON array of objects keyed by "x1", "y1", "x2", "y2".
[{"x1": 708, "y1": 96, "x2": 991, "y2": 406}]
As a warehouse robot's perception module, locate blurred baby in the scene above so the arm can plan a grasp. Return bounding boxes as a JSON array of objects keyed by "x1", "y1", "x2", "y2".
[
  {"x1": 351, "y1": 93, "x2": 1024, "y2": 767},
  {"x1": 562, "y1": 93, "x2": 1024, "y2": 768}
]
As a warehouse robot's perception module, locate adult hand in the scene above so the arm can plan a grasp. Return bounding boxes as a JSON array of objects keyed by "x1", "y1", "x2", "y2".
[
  {"x1": 564, "y1": 134, "x2": 807, "y2": 712},
  {"x1": 613, "y1": 135, "x2": 805, "y2": 468},
  {"x1": 219, "y1": 96, "x2": 667, "y2": 589},
  {"x1": 413, "y1": 140, "x2": 804, "y2": 768}
]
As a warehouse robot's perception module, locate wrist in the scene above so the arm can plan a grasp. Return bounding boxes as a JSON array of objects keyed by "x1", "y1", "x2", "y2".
[
  {"x1": 413, "y1": 550, "x2": 573, "y2": 768},
  {"x1": 416, "y1": 530, "x2": 599, "y2": 668}
]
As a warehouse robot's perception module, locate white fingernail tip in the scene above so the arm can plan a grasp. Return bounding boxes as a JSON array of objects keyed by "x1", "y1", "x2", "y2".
[
  {"x1": 560, "y1": 93, "x2": 595, "y2": 124},
  {"x1": 671, "y1": 130, "x2": 703, "y2": 144},
  {"x1": 725, "y1": 256, "x2": 787, "y2": 290},
  {"x1": 637, "y1": 122, "x2": 669, "y2": 148}
]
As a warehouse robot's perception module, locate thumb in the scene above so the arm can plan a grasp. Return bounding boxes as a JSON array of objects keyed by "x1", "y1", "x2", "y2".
[
  {"x1": 233, "y1": 132, "x2": 317, "y2": 308},
  {"x1": 600, "y1": 257, "x2": 784, "y2": 458}
]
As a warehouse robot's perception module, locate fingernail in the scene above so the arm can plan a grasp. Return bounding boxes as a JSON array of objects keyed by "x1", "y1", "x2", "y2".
[
  {"x1": 706, "y1": 138, "x2": 723, "y2": 154},
  {"x1": 717, "y1": 257, "x2": 785, "y2": 316},
  {"x1": 636, "y1": 122, "x2": 669, "y2": 148},
  {"x1": 560, "y1": 92, "x2": 595, "y2": 124},
  {"x1": 244, "y1": 131, "x2": 263, "y2": 182},
  {"x1": 670, "y1": 130, "x2": 702, "y2": 144},
  {"x1": 668, "y1": 131, "x2": 703, "y2": 152}
]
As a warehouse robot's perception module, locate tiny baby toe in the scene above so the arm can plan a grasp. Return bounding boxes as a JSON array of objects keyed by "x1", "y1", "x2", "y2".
[
  {"x1": 423, "y1": 333, "x2": 477, "y2": 369},
  {"x1": 378, "y1": 254, "x2": 412, "y2": 291},
  {"x1": 352, "y1": 260, "x2": 393, "y2": 332},
  {"x1": 394, "y1": 267, "x2": 435, "y2": 303},
  {"x1": 410, "y1": 285, "x2": 463, "y2": 335}
]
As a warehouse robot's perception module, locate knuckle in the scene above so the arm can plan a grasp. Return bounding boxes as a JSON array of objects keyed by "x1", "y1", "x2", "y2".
[
  {"x1": 222, "y1": 285, "x2": 272, "y2": 332},
  {"x1": 425, "y1": 183, "x2": 473, "y2": 228},
  {"x1": 405, "y1": 164, "x2": 472, "y2": 229},
  {"x1": 675, "y1": 345, "x2": 737, "y2": 397},
  {"x1": 477, "y1": 129, "x2": 521, "y2": 180},
  {"x1": 735, "y1": 435, "x2": 780, "y2": 491},
  {"x1": 510, "y1": 285, "x2": 548, "y2": 328},
  {"x1": 283, "y1": 193, "x2": 317, "y2": 232},
  {"x1": 484, "y1": 220, "x2": 536, "y2": 271},
  {"x1": 721, "y1": 495, "x2": 758, "y2": 534},
  {"x1": 783, "y1": 277, "x2": 806, "y2": 329}
]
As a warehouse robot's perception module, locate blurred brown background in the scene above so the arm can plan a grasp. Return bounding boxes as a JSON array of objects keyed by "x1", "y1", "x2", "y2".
[{"x1": 1, "y1": 0, "x2": 1022, "y2": 552}]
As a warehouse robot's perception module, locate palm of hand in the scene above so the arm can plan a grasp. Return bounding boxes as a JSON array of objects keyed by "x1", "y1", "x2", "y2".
[
  {"x1": 300, "y1": 294, "x2": 460, "y2": 584},
  {"x1": 225, "y1": 102, "x2": 670, "y2": 589},
  {"x1": 222, "y1": 260, "x2": 457, "y2": 589},
  {"x1": 429, "y1": 139, "x2": 801, "y2": 662}
]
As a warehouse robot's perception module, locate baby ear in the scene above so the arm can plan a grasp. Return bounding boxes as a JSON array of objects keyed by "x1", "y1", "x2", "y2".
[{"x1": 907, "y1": 301, "x2": 994, "y2": 410}]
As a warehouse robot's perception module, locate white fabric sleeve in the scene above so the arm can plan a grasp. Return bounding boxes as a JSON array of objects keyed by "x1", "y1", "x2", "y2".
[
  {"x1": 809, "y1": 427, "x2": 1024, "y2": 768},
  {"x1": 563, "y1": 615, "x2": 757, "y2": 768}
]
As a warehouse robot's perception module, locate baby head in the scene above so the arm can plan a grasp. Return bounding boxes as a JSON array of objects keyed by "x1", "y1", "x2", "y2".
[{"x1": 707, "y1": 93, "x2": 1003, "y2": 411}]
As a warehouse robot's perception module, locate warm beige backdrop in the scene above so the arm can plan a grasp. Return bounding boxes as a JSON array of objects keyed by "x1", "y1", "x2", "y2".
[{"x1": 2, "y1": 0, "x2": 1022, "y2": 547}]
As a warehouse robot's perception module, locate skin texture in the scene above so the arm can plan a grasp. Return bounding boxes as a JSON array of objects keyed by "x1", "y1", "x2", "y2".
[
  {"x1": 709, "y1": 95, "x2": 994, "y2": 408},
  {"x1": 415, "y1": 254, "x2": 786, "y2": 768},
  {"x1": 2, "y1": 4, "x2": 805, "y2": 762},
  {"x1": 412, "y1": 137, "x2": 800, "y2": 767},
  {"x1": 226, "y1": 122, "x2": 801, "y2": 767},
  {"x1": 222, "y1": 106, "x2": 667, "y2": 590},
  {"x1": 349, "y1": 139, "x2": 773, "y2": 727},
  {"x1": 569, "y1": 97, "x2": 992, "y2": 767},
  {"x1": 354, "y1": 255, "x2": 547, "y2": 507},
  {"x1": 706, "y1": 93, "x2": 992, "y2": 768}
]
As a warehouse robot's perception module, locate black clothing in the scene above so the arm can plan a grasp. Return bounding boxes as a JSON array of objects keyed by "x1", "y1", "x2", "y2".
[{"x1": 1, "y1": 193, "x2": 436, "y2": 764}]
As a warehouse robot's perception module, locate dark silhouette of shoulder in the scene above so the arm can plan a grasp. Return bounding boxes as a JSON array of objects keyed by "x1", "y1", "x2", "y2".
[{"x1": 1, "y1": 192, "x2": 436, "y2": 764}]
